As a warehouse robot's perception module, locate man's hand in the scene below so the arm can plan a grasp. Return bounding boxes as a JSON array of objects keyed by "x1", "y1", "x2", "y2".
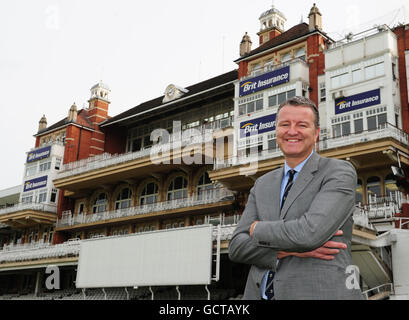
[
  {"x1": 278, "y1": 230, "x2": 346, "y2": 260},
  {"x1": 249, "y1": 221, "x2": 258, "y2": 237}
]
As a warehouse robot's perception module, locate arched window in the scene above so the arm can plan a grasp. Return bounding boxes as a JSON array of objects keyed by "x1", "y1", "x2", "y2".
[
  {"x1": 167, "y1": 176, "x2": 187, "y2": 201},
  {"x1": 93, "y1": 192, "x2": 107, "y2": 213},
  {"x1": 140, "y1": 182, "x2": 158, "y2": 205},
  {"x1": 367, "y1": 176, "x2": 381, "y2": 201},
  {"x1": 356, "y1": 179, "x2": 363, "y2": 204},
  {"x1": 197, "y1": 171, "x2": 213, "y2": 200},
  {"x1": 384, "y1": 173, "x2": 398, "y2": 200},
  {"x1": 115, "y1": 187, "x2": 132, "y2": 210}
]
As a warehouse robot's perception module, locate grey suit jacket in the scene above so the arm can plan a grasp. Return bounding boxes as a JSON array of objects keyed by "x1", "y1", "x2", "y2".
[{"x1": 228, "y1": 152, "x2": 363, "y2": 300}]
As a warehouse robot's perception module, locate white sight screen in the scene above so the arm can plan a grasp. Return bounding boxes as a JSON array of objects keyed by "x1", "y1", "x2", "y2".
[{"x1": 75, "y1": 225, "x2": 213, "y2": 288}]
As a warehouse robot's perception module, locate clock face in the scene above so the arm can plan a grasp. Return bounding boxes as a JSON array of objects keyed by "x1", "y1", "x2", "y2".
[{"x1": 167, "y1": 86, "x2": 175, "y2": 97}]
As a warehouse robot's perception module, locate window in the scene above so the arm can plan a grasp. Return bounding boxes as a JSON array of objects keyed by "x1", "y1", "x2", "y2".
[
  {"x1": 277, "y1": 92, "x2": 286, "y2": 105},
  {"x1": 92, "y1": 193, "x2": 107, "y2": 213},
  {"x1": 268, "y1": 95, "x2": 277, "y2": 107},
  {"x1": 50, "y1": 189, "x2": 57, "y2": 203},
  {"x1": 331, "y1": 73, "x2": 350, "y2": 89},
  {"x1": 197, "y1": 172, "x2": 213, "y2": 200},
  {"x1": 367, "y1": 113, "x2": 387, "y2": 131},
  {"x1": 239, "y1": 98, "x2": 263, "y2": 115},
  {"x1": 281, "y1": 52, "x2": 292, "y2": 63},
  {"x1": 55, "y1": 158, "x2": 62, "y2": 170},
  {"x1": 267, "y1": 133, "x2": 277, "y2": 152},
  {"x1": 295, "y1": 48, "x2": 305, "y2": 61},
  {"x1": 365, "y1": 62, "x2": 384, "y2": 80},
  {"x1": 367, "y1": 176, "x2": 381, "y2": 199},
  {"x1": 48, "y1": 228, "x2": 54, "y2": 243},
  {"x1": 384, "y1": 173, "x2": 398, "y2": 199},
  {"x1": 354, "y1": 119, "x2": 363, "y2": 133},
  {"x1": 42, "y1": 228, "x2": 49, "y2": 243},
  {"x1": 167, "y1": 176, "x2": 187, "y2": 201},
  {"x1": 26, "y1": 165, "x2": 37, "y2": 177},
  {"x1": 268, "y1": 89, "x2": 295, "y2": 108},
  {"x1": 352, "y1": 69, "x2": 362, "y2": 83},
  {"x1": 39, "y1": 161, "x2": 51, "y2": 172},
  {"x1": 78, "y1": 202, "x2": 84, "y2": 214},
  {"x1": 356, "y1": 179, "x2": 363, "y2": 204},
  {"x1": 22, "y1": 194, "x2": 33, "y2": 203},
  {"x1": 38, "y1": 190, "x2": 47, "y2": 203},
  {"x1": 332, "y1": 115, "x2": 352, "y2": 137},
  {"x1": 140, "y1": 182, "x2": 159, "y2": 205},
  {"x1": 115, "y1": 187, "x2": 132, "y2": 210},
  {"x1": 319, "y1": 83, "x2": 326, "y2": 102}
]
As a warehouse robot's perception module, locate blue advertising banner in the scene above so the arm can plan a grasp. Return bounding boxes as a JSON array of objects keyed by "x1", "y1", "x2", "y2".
[
  {"x1": 239, "y1": 66, "x2": 290, "y2": 97},
  {"x1": 240, "y1": 114, "x2": 276, "y2": 138},
  {"x1": 335, "y1": 89, "x2": 381, "y2": 115},
  {"x1": 24, "y1": 176, "x2": 48, "y2": 192},
  {"x1": 27, "y1": 146, "x2": 51, "y2": 163}
]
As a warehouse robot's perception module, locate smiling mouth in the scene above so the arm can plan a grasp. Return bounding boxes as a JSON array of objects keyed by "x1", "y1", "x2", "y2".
[{"x1": 286, "y1": 139, "x2": 301, "y2": 143}]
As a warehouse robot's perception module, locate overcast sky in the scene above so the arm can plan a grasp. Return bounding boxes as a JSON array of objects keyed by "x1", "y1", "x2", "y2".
[{"x1": 0, "y1": 0, "x2": 408, "y2": 190}]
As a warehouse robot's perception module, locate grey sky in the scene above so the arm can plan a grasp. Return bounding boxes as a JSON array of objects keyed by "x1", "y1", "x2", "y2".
[{"x1": 0, "y1": 0, "x2": 407, "y2": 190}]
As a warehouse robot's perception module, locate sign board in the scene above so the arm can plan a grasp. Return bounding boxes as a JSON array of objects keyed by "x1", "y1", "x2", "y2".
[
  {"x1": 240, "y1": 114, "x2": 276, "y2": 138},
  {"x1": 239, "y1": 66, "x2": 290, "y2": 97},
  {"x1": 335, "y1": 89, "x2": 381, "y2": 115}
]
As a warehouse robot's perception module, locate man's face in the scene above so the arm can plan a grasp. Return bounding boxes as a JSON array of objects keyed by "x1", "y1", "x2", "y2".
[{"x1": 276, "y1": 105, "x2": 320, "y2": 165}]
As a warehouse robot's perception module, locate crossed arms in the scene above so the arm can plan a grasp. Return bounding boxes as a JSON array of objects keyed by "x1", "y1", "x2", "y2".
[{"x1": 228, "y1": 160, "x2": 357, "y2": 271}]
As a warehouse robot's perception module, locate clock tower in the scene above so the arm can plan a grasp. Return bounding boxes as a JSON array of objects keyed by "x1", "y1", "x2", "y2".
[{"x1": 88, "y1": 81, "x2": 111, "y2": 126}]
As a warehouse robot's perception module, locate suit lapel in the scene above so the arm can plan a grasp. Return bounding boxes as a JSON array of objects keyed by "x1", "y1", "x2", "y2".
[
  {"x1": 280, "y1": 152, "x2": 320, "y2": 219},
  {"x1": 269, "y1": 167, "x2": 283, "y2": 220}
]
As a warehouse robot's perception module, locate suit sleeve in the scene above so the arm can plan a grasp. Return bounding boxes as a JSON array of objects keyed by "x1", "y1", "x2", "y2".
[
  {"x1": 252, "y1": 160, "x2": 356, "y2": 252},
  {"x1": 228, "y1": 178, "x2": 279, "y2": 270}
]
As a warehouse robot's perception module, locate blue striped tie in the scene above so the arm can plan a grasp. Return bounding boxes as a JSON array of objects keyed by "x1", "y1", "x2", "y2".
[{"x1": 265, "y1": 169, "x2": 296, "y2": 300}]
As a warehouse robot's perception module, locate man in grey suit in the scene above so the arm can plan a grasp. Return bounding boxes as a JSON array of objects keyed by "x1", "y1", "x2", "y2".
[{"x1": 229, "y1": 96, "x2": 363, "y2": 300}]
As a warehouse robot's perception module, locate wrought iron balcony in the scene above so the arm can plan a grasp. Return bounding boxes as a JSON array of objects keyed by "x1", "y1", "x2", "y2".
[
  {"x1": 56, "y1": 188, "x2": 235, "y2": 228},
  {"x1": 0, "y1": 202, "x2": 57, "y2": 217}
]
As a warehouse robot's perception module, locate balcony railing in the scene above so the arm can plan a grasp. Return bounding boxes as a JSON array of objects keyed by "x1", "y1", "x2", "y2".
[
  {"x1": 353, "y1": 191, "x2": 407, "y2": 229},
  {"x1": 57, "y1": 117, "x2": 233, "y2": 180},
  {"x1": 214, "y1": 148, "x2": 283, "y2": 170},
  {"x1": 318, "y1": 123, "x2": 408, "y2": 150},
  {"x1": 56, "y1": 188, "x2": 235, "y2": 228},
  {"x1": 1, "y1": 241, "x2": 51, "y2": 252},
  {"x1": 240, "y1": 58, "x2": 308, "y2": 81},
  {"x1": 214, "y1": 123, "x2": 408, "y2": 170},
  {"x1": 0, "y1": 202, "x2": 57, "y2": 217},
  {"x1": 0, "y1": 239, "x2": 80, "y2": 263}
]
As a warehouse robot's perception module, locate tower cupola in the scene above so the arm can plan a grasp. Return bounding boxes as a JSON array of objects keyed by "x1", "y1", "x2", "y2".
[{"x1": 257, "y1": 3, "x2": 287, "y2": 45}]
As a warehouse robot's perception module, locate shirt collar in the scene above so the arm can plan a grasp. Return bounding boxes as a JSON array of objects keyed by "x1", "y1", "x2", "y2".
[{"x1": 284, "y1": 150, "x2": 314, "y2": 176}]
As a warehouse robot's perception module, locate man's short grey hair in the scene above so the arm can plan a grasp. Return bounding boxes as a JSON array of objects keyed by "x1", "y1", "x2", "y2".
[{"x1": 277, "y1": 96, "x2": 320, "y2": 128}]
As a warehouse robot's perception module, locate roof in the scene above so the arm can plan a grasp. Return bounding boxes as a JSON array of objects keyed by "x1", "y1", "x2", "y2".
[
  {"x1": 101, "y1": 69, "x2": 238, "y2": 128},
  {"x1": 236, "y1": 23, "x2": 330, "y2": 62},
  {"x1": 35, "y1": 109, "x2": 95, "y2": 137}
]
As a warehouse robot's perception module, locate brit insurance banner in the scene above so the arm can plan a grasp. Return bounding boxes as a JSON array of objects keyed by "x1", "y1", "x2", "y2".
[
  {"x1": 27, "y1": 146, "x2": 51, "y2": 163},
  {"x1": 239, "y1": 66, "x2": 290, "y2": 97},
  {"x1": 24, "y1": 176, "x2": 48, "y2": 192},
  {"x1": 335, "y1": 88, "x2": 381, "y2": 115},
  {"x1": 240, "y1": 114, "x2": 276, "y2": 138}
]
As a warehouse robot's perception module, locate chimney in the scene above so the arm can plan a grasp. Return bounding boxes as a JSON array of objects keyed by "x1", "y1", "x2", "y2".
[
  {"x1": 68, "y1": 102, "x2": 78, "y2": 122},
  {"x1": 240, "y1": 32, "x2": 252, "y2": 56},
  {"x1": 308, "y1": 3, "x2": 322, "y2": 31},
  {"x1": 38, "y1": 115, "x2": 47, "y2": 132}
]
